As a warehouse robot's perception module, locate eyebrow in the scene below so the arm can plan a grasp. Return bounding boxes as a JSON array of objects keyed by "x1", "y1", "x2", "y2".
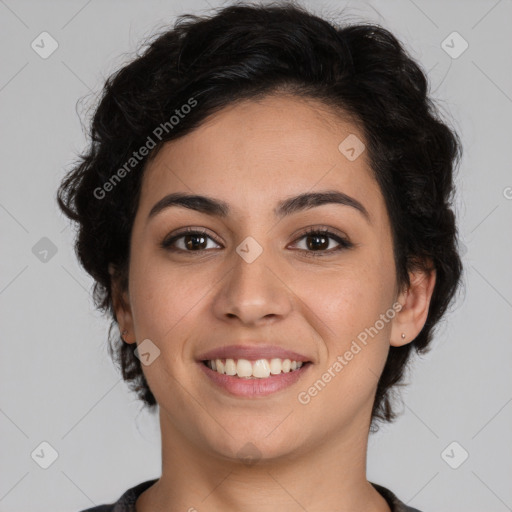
[{"x1": 147, "y1": 190, "x2": 370, "y2": 223}]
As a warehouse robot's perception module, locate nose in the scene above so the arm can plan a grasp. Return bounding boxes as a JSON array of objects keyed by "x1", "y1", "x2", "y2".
[{"x1": 211, "y1": 243, "x2": 293, "y2": 327}]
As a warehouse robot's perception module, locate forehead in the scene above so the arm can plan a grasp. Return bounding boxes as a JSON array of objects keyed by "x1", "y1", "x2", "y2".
[{"x1": 139, "y1": 94, "x2": 383, "y2": 220}]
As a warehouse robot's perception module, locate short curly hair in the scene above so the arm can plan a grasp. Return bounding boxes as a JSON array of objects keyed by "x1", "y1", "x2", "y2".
[{"x1": 57, "y1": 1, "x2": 462, "y2": 429}]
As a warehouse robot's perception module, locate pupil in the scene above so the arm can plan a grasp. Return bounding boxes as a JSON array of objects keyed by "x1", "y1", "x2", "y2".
[
  {"x1": 186, "y1": 234, "x2": 207, "y2": 250},
  {"x1": 184, "y1": 233, "x2": 329, "y2": 251},
  {"x1": 307, "y1": 234, "x2": 327, "y2": 251}
]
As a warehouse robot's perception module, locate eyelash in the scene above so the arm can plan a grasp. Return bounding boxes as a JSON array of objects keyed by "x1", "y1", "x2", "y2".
[{"x1": 160, "y1": 226, "x2": 353, "y2": 258}]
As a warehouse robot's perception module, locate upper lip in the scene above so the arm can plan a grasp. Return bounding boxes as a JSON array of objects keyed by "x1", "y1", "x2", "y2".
[{"x1": 197, "y1": 344, "x2": 311, "y2": 362}]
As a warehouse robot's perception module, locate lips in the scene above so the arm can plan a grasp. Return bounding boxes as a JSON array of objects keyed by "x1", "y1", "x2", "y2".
[
  {"x1": 196, "y1": 343, "x2": 313, "y2": 397},
  {"x1": 196, "y1": 344, "x2": 311, "y2": 363}
]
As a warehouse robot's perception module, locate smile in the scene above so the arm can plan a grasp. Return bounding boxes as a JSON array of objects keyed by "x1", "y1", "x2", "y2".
[
  {"x1": 199, "y1": 358, "x2": 311, "y2": 398},
  {"x1": 203, "y1": 357, "x2": 304, "y2": 378}
]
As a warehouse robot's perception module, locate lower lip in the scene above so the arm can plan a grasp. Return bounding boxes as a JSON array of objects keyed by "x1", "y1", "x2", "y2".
[{"x1": 198, "y1": 361, "x2": 311, "y2": 397}]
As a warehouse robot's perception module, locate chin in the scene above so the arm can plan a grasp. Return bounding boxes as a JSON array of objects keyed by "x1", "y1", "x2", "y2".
[{"x1": 204, "y1": 422, "x2": 306, "y2": 465}]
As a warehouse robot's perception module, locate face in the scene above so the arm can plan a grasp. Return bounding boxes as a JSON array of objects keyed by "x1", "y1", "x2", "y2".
[{"x1": 115, "y1": 94, "x2": 409, "y2": 463}]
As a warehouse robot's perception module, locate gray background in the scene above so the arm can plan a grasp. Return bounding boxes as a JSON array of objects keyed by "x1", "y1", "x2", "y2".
[{"x1": 1, "y1": 0, "x2": 511, "y2": 510}]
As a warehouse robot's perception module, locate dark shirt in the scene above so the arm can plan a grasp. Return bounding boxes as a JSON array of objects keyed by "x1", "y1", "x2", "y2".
[{"x1": 78, "y1": 479, "x2": 422, "y2": 512}]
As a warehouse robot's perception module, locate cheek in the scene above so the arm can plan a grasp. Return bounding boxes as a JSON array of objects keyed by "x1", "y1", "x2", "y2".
[
  {"x1": 296, "y1": 268, "x2": 395, "y2": 419},
  {"x1": 128, "y1": 248, "x2": 209, "y2": 345},
  {"x1": 291, "y1": 280, "x2": 396, "y2": 438},
  {"x1": 307, "y1": 257, "x2": 396, "y2": 349}
]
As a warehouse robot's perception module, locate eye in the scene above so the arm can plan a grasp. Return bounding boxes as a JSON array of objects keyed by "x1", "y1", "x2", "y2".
[
  {"x1": 160, "y1": 225, "x2": 353, "y2": 257},
  {"x1": 290, "y1": 227, "x2": 353, "y2": 257},
  {"x1": 160, "y1": 227, "x2": 221, "y2": 252}
]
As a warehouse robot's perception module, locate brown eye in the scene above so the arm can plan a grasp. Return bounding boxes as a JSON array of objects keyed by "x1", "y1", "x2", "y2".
[
  {"x1": 291, "y1": 228, "x2": 353, "y2": 257},
  {"x1": 160, "y1": 226, "x2": 353, "y2": 257},
  {"x1": 305, "y1": 233, "x2": 330, "y2": 251},
  {"x1": 161, "y1": 228, "x2": 221, "y2": 252}
]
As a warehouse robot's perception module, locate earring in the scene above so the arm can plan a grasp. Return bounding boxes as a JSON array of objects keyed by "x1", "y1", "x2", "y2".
[{"x1": 401, "y1": 333, "x2": 406, "y2": 340}]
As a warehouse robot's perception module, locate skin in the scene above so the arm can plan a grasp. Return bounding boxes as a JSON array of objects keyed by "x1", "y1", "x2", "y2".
[{"x1": 111, "y1": 93, "x2": 436, "y2": 512}]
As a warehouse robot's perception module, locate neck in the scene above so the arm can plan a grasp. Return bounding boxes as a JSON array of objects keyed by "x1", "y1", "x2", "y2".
[{"x1": 136, "y1": 409, "x2": 390, "y2": 512}]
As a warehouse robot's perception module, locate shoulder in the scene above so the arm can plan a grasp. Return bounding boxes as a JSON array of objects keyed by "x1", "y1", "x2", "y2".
[
  {"x1": 371, "y1": 482, "x2": 424, "y2": 512},
  {"x1": 75, "y1": 478, "x2": 158, "y2": 512}
]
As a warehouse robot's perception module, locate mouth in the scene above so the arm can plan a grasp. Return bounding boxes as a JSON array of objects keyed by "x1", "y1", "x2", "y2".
[
  {"x1": 198, "y1": 357, "x2": 312, "y2": 397},
  {"x1": 202, "y1": 357, "x2": 309, "y2": 378}
]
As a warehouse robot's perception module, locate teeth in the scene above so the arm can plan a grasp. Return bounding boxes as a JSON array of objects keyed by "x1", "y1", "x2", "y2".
[
  {"x1": 269, "y1": 358, "x2": 282, "y2": 375},
  {"x1": 236, "y1": 359, "x2": 252, "y2": 378},
  {"x1": 206, "y1": 358, "x2": 304, "y2": 378},
  {"x1": 252, "y1": 359, "x2": 271, "y2": 378},
  {"x1": 224, "y1": 358, "x2": 236, "y2": 375}
]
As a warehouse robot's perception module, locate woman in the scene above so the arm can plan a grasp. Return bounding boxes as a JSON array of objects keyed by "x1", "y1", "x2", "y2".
[{"x1": 58, "y1": 2, "x2": 462, "y2": 511}]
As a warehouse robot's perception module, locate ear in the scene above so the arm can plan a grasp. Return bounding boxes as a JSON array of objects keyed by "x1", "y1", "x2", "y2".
[
  {"x1": 390, "y1": 266, "x2": 436, "y2": 347},
  {"x1": 108, "y1": 263, "x2": 136, "y2": 345}
]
